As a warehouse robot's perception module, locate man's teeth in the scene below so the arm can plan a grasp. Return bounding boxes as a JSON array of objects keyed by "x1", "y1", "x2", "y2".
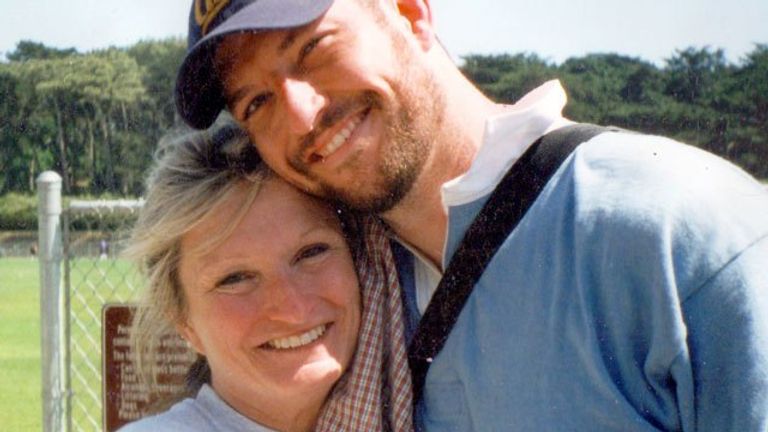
[
  {"x1": 318, "y1": 113, "x2": 364, "y2": 158},
  {"x1": 266, "y1": 325, "x2": 327, "y2": 350}
]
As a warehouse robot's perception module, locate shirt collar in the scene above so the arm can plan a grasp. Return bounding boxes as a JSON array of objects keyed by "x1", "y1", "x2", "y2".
[{"x1": 441, "y1": 80, "x2": 571, "y2": 208}]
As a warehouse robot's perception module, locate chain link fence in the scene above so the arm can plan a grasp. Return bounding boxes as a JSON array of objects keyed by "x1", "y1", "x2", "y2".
[
  {"x1": 37, "y1": 173, "x2": 147, "y2": 432},
  {"x1": 63, "y1": 199, "x2": 144, "y2": 432}
]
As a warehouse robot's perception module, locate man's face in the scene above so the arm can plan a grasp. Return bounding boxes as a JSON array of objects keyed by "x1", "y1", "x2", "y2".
[{"x1": 216, "y1": 0, "x2": 444, "y2": 213}]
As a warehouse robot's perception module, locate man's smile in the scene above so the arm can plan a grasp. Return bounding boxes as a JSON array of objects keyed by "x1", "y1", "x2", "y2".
[
  {"x1": 304, "y1": 98, "x2": 375, "y2": 166},
  {"x1": 317, "y1": 110, "x2": 367, "y2": 160}
]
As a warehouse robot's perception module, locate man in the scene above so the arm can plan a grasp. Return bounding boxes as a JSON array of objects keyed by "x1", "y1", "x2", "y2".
[{"x1": 174, "y1": 0, "x2": 768, "y2": 430}]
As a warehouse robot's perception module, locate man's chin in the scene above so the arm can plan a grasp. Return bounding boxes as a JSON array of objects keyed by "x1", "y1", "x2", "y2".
[
  {"x1": 323, "y1": 181, "x2": 408, "y2": 214},
  {"x1": 324, "y1": 190, "x2": 397, "y2": 214}
]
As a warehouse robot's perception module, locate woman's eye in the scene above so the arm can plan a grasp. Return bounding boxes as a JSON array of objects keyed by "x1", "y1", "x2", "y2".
[
  {"x1": 294, "y1": 243, "x2": 330, "y2": 264},
  {"x1": 214, "y1": 272, "x2": 256, "y2": 291}
]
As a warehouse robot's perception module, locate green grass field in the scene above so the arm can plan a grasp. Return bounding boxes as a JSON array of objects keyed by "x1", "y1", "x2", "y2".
[
  {"x1": 0, "y1": 257, "x2": 143, "y2": 431},
  {"x1": 0, "y1": 257, "x2": 42, "y2": 431}
]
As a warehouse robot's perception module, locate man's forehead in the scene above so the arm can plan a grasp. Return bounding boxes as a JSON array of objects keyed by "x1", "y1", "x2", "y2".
[
  {"x1": 215, "y1": 24, "x2": 310, "y2": 73},
  {"x1": 215, "y1": 27, "x2": 313, "y2": 106},
  {"x1": 215, "y1": 32, "x2": 271, "y2": 81}
]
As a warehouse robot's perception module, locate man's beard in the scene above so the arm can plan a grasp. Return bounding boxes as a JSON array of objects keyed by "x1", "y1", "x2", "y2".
[
  {"x1": 324, "y1": 80, "x2": 440, "y2": 214},
  {"x1": 293, "y1": 61, "x2": 444, "y2": 214}
]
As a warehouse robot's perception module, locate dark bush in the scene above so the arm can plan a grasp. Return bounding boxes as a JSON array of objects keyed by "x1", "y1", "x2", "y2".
[
  {"x1": 0, "y1": 193, "x2": 37, "y2": 230},
  {"x1": 0, "y1": 193, "x2": 142, "y2": 231}
]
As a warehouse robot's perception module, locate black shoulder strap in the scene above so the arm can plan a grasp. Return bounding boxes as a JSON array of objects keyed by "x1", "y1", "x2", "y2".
[{"x1": 407, "y1": 123, "x2": 614, "y2": 401}]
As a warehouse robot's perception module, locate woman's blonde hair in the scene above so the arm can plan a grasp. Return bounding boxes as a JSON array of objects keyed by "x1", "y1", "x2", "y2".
[{"x1": 125, "y1": 120, "x2": 270, "y2": 393}]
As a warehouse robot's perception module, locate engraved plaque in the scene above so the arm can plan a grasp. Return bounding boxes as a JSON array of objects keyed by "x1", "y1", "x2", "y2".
[{"x1": 102, "y1": 304, "x2": 197, "y2": 431}]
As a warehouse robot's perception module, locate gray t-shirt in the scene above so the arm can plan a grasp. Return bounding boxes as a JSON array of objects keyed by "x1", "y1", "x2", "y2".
[{"x1": 119, "y1": 384, "x2": 276, "y2": 432}]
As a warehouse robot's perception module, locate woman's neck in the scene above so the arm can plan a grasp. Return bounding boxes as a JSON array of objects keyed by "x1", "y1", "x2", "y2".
[{"x1": 213, "y1": 382, "x2": 325, "y2": 432}]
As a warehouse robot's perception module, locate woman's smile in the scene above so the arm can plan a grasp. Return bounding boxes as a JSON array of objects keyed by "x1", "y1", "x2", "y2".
[{"x1": 262, "y1": 323, "x2": 329, "y2": 350}]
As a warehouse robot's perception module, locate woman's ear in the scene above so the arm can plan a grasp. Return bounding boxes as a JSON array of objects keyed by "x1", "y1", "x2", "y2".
[
  {"x1": 176, "y1": 321, "x2": 206, "y2": 356},
  {"x1": 395, "y1": 0, "x2": 436, "y2": 51}
]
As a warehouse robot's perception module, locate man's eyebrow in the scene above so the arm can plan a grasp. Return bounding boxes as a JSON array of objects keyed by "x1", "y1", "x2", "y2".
[
  {"x1": 278, "y1": 28, "x2": 302, "y2": 53},
  {"x1": 224, "y1": 86, "x2": 253, "y2": 110},
  {"x1": 222, "y1": 27, "x2": 311, "y2": 108}
]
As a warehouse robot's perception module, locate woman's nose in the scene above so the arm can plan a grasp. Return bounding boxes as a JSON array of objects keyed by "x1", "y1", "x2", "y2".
[{"x1": 264, "y1": 275, "x2": 313, "y2": 323}]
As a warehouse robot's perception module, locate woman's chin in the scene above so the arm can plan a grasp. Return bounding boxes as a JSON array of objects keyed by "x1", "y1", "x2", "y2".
[{"x1": 291, "y1": 358, "x2": 345, "y2": 390}]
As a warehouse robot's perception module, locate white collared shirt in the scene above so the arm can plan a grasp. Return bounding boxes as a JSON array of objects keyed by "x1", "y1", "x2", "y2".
[{"x1": 406, "y1": 80, "x2": 572, "y2": 314}]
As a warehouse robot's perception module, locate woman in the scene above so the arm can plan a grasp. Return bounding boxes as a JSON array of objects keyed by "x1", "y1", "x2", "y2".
[{"x1": 121, "y1": 122, "x2": 412, "y2": 431}]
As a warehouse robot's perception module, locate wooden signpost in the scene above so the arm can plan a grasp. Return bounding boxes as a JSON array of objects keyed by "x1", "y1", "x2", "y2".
[{"x1": 102, "y1": 304, "x2": 197, "y2": 431}]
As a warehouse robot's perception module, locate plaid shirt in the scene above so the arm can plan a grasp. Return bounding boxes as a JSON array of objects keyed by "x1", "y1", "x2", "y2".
[{"x1": 315, "y1": 216, "x2": 414, "y2": 431}]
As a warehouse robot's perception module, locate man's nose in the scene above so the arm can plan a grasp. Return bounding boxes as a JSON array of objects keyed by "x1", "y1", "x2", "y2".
[{"x1": 280, "y1": 78, "x2": 326, "y2": 135}]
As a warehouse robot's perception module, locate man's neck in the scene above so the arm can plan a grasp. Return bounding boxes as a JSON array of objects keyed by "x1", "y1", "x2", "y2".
[
  {"x1": 382, "y1": 70, "x2": 505, "y2": 267},
  {"x1": 381, "y1": 177, "x2": 449, "y2": 268}
]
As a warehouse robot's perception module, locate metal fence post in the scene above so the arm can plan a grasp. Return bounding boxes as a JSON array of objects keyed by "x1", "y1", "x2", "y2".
[{"x1": 38, "y1": 171, "x2": 66, "y2": 432}]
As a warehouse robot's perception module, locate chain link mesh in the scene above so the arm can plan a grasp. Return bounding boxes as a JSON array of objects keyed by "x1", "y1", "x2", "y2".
[{"x1": 63, "y1": 200, "x2": 143, "y2": 432}]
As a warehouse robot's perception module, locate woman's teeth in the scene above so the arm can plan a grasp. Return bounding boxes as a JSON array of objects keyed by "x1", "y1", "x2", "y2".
[
  {"x1": 318, "y1": 113, "x2": 364, "y2": 158},
  {"x1": 265, "y1": 324, "x2": 327, "y2": 350}
]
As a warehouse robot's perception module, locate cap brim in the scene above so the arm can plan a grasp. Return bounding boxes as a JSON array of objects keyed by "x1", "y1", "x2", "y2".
[{"x1": 175, "y1": 0, "x2": 334, "y2": 129}]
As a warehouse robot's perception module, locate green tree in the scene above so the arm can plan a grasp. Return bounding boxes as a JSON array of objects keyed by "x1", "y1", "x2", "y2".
[
  {"x1": 721, "y1": 44, "x2": 768, "y2": 178},
  {"x1": 664, "y1": 47, "x2": 727, "y2": 104},
  {"x1": 559, "y1": 54, "x2": 661, "y2": 126},
  {"x1": 127, "y1": 38, "x2": 186, "y2": 128},
  {"x1": 5, "y1": 40, "x2": 77, "y2": 61},
  {"x1": 9, "y1": 50, "x2": 146, "y2": 193},
  {"x1": 462, "y1": 53, "x2": 558, "y2": 103},
  {"x1": 660, "y1": 48, "x2": 733, "y2": 158}
]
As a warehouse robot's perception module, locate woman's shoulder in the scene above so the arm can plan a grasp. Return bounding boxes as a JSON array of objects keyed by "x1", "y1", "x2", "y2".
[
  {"x1": 119, "y1": 385, "x2": 277, "y2": 432},
  {"x1": 117, "y1": 395, "x2": 208, "y2": 431}
]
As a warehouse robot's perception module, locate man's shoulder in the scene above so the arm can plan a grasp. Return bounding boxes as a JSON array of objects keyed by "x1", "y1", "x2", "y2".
[
  {"x1": 575, "y1": 129, "x2": 740, "y2": 182},
  {"x1": 561, "y1": 129, "x2": 767, "y2": 213},
  {"x1": 539, "y1": 128, "x2": 768, "y2": 295}
]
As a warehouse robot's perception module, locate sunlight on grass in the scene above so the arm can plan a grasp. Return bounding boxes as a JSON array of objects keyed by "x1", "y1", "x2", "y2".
[
  {"x1": 0, "y1": 258, "x2": 42, "y2": 431},
  {"x1": 0, "y1": 257, "x2": 144, "y2": 431}
]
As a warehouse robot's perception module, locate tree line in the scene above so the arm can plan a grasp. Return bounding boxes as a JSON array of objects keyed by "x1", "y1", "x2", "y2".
[
  {"x1": 1, "y1": 40, "x2": 185, "y2": 196},
  {"x1": 1, "y1": 40, "x2": 766, "y2": 198},
  {"x1": 462, "y1": 46, "x2": 768, "y2": 180}
]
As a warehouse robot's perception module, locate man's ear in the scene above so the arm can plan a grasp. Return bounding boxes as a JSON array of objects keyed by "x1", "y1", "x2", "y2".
[
  {"x1": 176, "y1": 321, "x2": 206, "y2": 356},
  {"x1": 395, "y1": 0, "x2": 436, "y2": 51}
]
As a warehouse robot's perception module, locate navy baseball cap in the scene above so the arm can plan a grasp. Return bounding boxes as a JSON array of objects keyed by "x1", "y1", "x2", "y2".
[{"x1": 175, "y1": 0, "x2": 335, "y2": 129}]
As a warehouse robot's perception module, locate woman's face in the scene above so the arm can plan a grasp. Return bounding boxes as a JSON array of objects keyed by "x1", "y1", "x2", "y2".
[{"x1": 177, "y1": 177, "x2": 361, "y2": 422}]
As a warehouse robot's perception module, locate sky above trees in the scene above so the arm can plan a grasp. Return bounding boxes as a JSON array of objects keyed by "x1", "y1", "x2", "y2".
[{"x1": 1, "y1": 0, "x2": 766, "y2": 65}]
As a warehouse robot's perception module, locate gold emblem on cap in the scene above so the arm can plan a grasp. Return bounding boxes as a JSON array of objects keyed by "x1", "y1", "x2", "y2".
[{"x1": 195, "y1": 0, "x2": 231, "y2": 35}]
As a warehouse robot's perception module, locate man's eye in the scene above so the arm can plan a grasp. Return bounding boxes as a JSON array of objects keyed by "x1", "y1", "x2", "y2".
[
  {"x1": 244, "y1": 93, "x2": 272, "y2": 119},
  {"x1": 294, "y1": 243, "x2": 330, "y2": 264},
  {"x1": 298, "y1": 36, "x2": 322, "y2": 65}
]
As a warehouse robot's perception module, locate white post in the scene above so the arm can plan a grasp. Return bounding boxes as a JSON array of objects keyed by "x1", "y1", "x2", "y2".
[{"x1": 38, "y1": 171, "x2": 66, "y2": 432}]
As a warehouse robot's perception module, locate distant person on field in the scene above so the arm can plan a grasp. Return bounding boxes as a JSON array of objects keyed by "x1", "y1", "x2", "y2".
[{"x1": 99, "y1": 239, "x2": 109, "y2": 260}]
